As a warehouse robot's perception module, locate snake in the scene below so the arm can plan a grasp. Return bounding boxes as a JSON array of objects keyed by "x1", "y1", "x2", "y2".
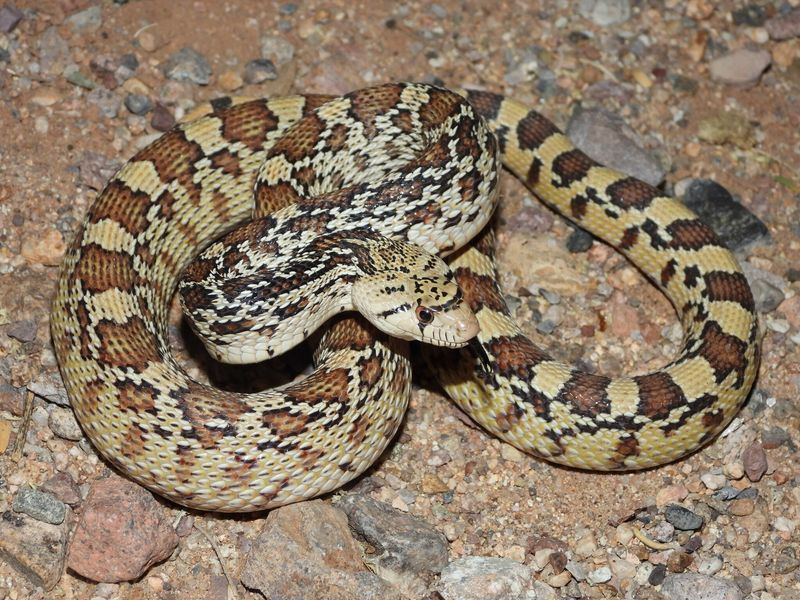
[{"x1": 51, "y1": 83, "x2": 760, "y2": 512}]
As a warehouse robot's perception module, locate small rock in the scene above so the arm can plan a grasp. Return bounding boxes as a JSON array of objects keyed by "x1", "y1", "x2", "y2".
[
  {"x1": 713, "y1": 486, "x2": 741, "y2": 501},
  {"x1": 124, "y1": 93, "x2": 153, "y2": 115},
  {"x1": 0, "y1": 511, "x2": 70, "y2": 590},
  {"x1": 260, "y1": 33, "x2": 295, "y2": 66},
  {"x1": 698, "y1": 555, "x2": 724, "y2": 576},
  {"x1": 751, "y1": 279, "x2": 785, "y2": 313},
  {"x1": 566, "y1": 228, "x2": 593, "y2": 253},
  {"x1": 664, "y1": 504, "x2": 704, "y2": 531},
  {"x1": 21, "y1": 229, "x2": 65, "y2": 266},
  {"x1": 650, "y1": 521, "x2": 675, "y2": 543},
  {"x1": 566, "y1": 106, "x2": 666, "y2": 187},
  {"x1": 150, "y1": 103, "x2": 175, "y2": 131},
  {"x1": 136, "y1": 30, "x2": 161, "y2": 52},
  {"x1": 65, "y1": 6, "x2": 102, "y2": 33},
  {"x1": 31, "y1": 87, "x2": 62, "y2": 107},
  {"x1": 37, "y1": 26, "x2": 71, "y2": 74},
  {"x1": 587, "y1": 565, "x2": 612, "y2": 584},
  {"x1": 160, "y1": 47, "x2": 212, "y2": 85},
  {"x1": 667, "y1": 551, "x2": 693, "y2": 573},
  {"x1": 48, "y1": 406, "x2": 83, "y2": 441},
  {"x1": 67, "y1": 475, "x2": 179, "y2": 583},
  {"x1": 578, "y1": 0, "x2": 631, "y2": 26},
  {"x1": 648, "y1": 563, "x2": 667, "y2": 586},
  {"x1": 63, "y1": 63, "x2": 95, "y2": 89},
  {"x1": 728, "y1": 498, "x2": 755, "y2": 516},
  {"x1": 75, "y1": 151, "x2": 122, "y2": 191},
  {"x1": 656, "y1": 484, "x2": 689, "y2": 507},
  {"x1": 437, "y1": 557, "x2": 532, "y2": 600},
  {"x1": 709, "y1": 48, "x2": 771, "y2": 87},
  {"x1": 766, "y1": 8, "x2": 800, "y2": 41},
  {"x1": 40, "y1": 472, "x2": 82, "y2": 506},
  {"x1": 700, "y1": 472, "x2": 727, "y2": 491},
  {"x1": 680, "y1": 179, "x2": 770, "y2": 252},
  {"x1": 6, "y1": 319, "x2": 37, "y2": 343},
  {"x1": 240, "y1": 500, "x2": 399, "y2": 600},
  {"x1": 243, "y1": 58, "x2": 278, "y2": 84},
  {"x1": 0, "y1": 5, "x2": 23, "y2": 33},
  {"x1": 336, "y1": 494, "x2": 448, "y2": 594},
  {"x1": 500, "y1": 443, "x2": 526, "y2": 463},
  {"x1": 660, "y1": 573, "x2": 743, "y2": 600},
  {"x1": 698, "y1": 111, "x2": 755, "y2": 148},
  {"x1": 218, "y1": 70, "x2": 243, "y2": 92},
  {"x1": 742, "y1": 442, "x2": 768, "y2": 481},
  {"x1": 731, "y1": 5, "x2": 767, "y2": 27},
  {"x1": 761, "y1": 426, "x2": 792, "y2": 449},
  {"x1": 12, "y1": 487, "x2": 66, "y2": 525},
  {"x1": 87, "y1": 87, "x2": 122, "y2": 119}
]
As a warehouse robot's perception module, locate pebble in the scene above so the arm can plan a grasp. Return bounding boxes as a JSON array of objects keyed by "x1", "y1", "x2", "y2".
[
  {"x1": 741, "y1": 442, "x2": 767, "y2": 481},
  {"x1": 728, "y1": 498, "x2": 755, "y2": 516},
  {"x1": 761, "y1": 426, "x2": 791, "y2": 449},
  {"x1": 48, "y1": 406, "x2": 83, "y2": 441},
  {"x1": 751, "y1": 279, "x2": 785, "y2": 313},
  {"x1": 500, "y1": 443, "x2": 526, "y2": 462},
  {"x1": 160, "y1": 47, "x2": 212, "y2": 85},
  {"x1": 0, "y1": 511, "x2": 70, "y2": 590},
  {"x1": 150, "y1": 103, "x2": 175, "y2": 131},
  {"x1": 666, "y1": 551, "x2": 694, "y2": 573},
  {"x1": 697, "y1": 110, "x2": 755, "y2": 148},
  {"x1": 680, "y1": 179, "x2": 770, "y2": 252},
  {"x1": 40, "y1": 472, "x2": 82, "y2": 506},
  {"x1": 37, "y1": 27, "x2": 71, "y2": 74},
  {"x1": 218, "y1": 70, "x2": 243, "y2": 92},
  {"x1": 124, "y1": 93, "x2": 153, "y2": 115},
  {"x1": 240, "y1": 500, "x2": 400, "y2": 600},
  {"x1": 63, "y1": 63, "x2": 95, "y2": 89},
  {"x1": 12, "y1": 487, "x2": 67, "y2": 525},
  {"x1": 586, "y1": 565, "x2": 612, "y2": 584},
  {"x1": 656, "y1": 484, "x2": 689, "y2": 507},
  {"x1": 664, "y1": 504, "x2": 704, "y2": 531},
  {"x1": 136, "y1": 30, "x2": 161, "y2": 52},
  {"x1": 701, "y1": 472, "x2": 728, "y2": 491},
  {"x1": 709, "y1": 48, "x2": 772, "y2": 87},
  {"x1": 6, "y1": 319, "x2": 37, "y2": 342},
  {"x1": 648, "y1": 563, "x2": 666, "y2": 586},
  {"x1": 437, "y1": 557, "x2": 532, "y2": 600},
  {"x1": 65, "y1": 6, "x2": 102, "y2": 33},
  {"x1": 21, "y1": 229, "x2": 66, "y2": 266},
  {"x1": 67, "y1": 475, "x2": 179, "y2": 583},
  {"x1": 567, "y1": 107, "x2": 666, "y2": 187},
  {"x1": 31, "y1": 88, "x2": 61, "y2": 107},
  {"x1": 713, "y1": 486, "x2": 741, "y2": 501},
  {"x1": 260, "y1": 33, "x2": 295, "y2": 66},
  {"x1": 566, "y1": 228, "x2": 593, "y2": 253},
  {"x1": 244, "y1": 58, "x2": 278, "y2": 84},
  {"x1": 578, "y1": 0, "x2": 631, "y2": 26},
  {"x1": 731, "y1": 5, "x2": 767, "y2": 27},
  {"x1": 0, "y1": 4, "x2": 23, "y2": 34},
  {"x1": 766, "y1": 8, "x2": 800, "y2": 41},
  {"x1": 87, "y1": 88, "x2": 121, "y2": 119},
  {"x1": 651, "y1": 521, "x2": 675, "y2": 543},
  {"x1": 336, "y1": 493, "x2": 449, "y2": 589},
  {"x1": 660, "y1": 573, "x2": 743, "y2": 600},
  {"x1": 699, "y1": 555, "x2": 724, "y2": 576},
  {"x1": 573, "y1": 532, "x2": 597, "y2": 558}
]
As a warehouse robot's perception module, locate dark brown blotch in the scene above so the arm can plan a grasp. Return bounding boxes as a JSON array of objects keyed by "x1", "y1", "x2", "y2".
[
  {"x1": 74, "y1": 244, "x2": 139, "y2": 293},
  {"x1": 634, "y1": 371, "x2": 686, "y2": 420},
  {"x1": 703, "y1": 271, "x2": 755, "y2": 312},
  {"x1": 605, "y1": 177, "x2": 659, "y2": 211},
  {"x1": 551, "y1": 149, "x2": 595, "y2": 188},
  {"x1": 555, "y1": 370, "x2": 610, "y2": 417}
]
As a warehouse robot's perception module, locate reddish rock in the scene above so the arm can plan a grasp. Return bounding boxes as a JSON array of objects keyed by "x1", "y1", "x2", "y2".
[
  {"x1": 67, "y1": 475, "x2": 178, "y2": 583},
  {"x1": 742, "y1": 442, "x2": 768, "y2": 482},
  {"x1": 0, "y1": 511, "x2": 70, "y2": 590}
]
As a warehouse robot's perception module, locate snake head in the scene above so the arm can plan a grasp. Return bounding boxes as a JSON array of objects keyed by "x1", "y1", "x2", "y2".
[{"x1": 352, "y1": 242, "x2": 479, "y2": 347}]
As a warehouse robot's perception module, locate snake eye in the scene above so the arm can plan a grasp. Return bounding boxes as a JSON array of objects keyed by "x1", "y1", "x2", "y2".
[{"x1": 415, "y1": 305, "x2": 434, "y2": 325}]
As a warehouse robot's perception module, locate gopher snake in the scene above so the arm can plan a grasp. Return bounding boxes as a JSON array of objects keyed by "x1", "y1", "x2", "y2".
[{"x1": 51, "y1": 83, "x2": 759, "y2": 512}]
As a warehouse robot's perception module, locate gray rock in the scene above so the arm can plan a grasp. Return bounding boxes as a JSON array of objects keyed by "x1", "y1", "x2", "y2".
[
  {"x1": 28, "y1": 372, "x2": 70, "y2": 406},
  {"x1": 40, "y1": 472, "x2": 82, "y2": 506},
  {"x1": 87, "y1": 87, "x2": 122, "y2": 119},
  {"x1": 240, "y1": 500, "x2": 400, "y2": 600},
  {"x1": 48, "y1": 406, "x2": 83, "y2": 441},
  {"x1": 681, "y1": 179, "x2": 770, "y2": 252},
  {"x1": 578, "y1": 0, "x2": 631, "y2": 26},
  {"x1": 65, "y1": 6, "x2": 102, "y2": 33},
  {"x1": 437, "y1": 557, "x2": 532, "y2": 600},
  {"x1": 6, "y1": 319, "x2": 37, "y2": 342},
  {"x1": 124, "y1": 93, "x2": 153, "y2": 115},
  {"x1": 0, "y1": 5, "x2": 23, "y2": 33},
  {"x1": 664, "y1": 504, "x2": 704, "y2": 531},
  {"x1": 751, "y1": 279, "x2": 785, "y2": 313},
  {"x1": 566, "y1": 106, "x2": 667, "y2": 187},
  {"x1": 660, "y1": 573, "x2": 743, "y2": 600},
  {"x1": 243, "y1": 58, "x2": 278, "y2": 84},
  {"x1": 766, "y1": 8, "x2": 800, "y2": 40},
  {"x1": 63, "y1": 63, "x2": 95, "y2": 89},
  {"x1": 731, "y1": 5, "x2": 767, "y2": 27},
  {"x1": 566, "y1": 228, "x2": 594, "y2": 253},
  {"x1": 709, "y1": 49, "x2": 771, "y2": 87},
  {"x1": 336, "y1": 494, "x2": 448, "y2": 595},
  {"x1": 0, "y1": 510, "x2": 70, "y2": 590},
  {"x1": 160, "y1": 47, "x2": 212, "y2": 85},
  {"x1": 36, "y1": 26, "x2": 71, "y2": 74},
  {"x1": 12, "y1": 487, "x2": 66, "y2": 525},
  {"x1": 260, "y1": 34, "x2": 295, "y2": 66}
]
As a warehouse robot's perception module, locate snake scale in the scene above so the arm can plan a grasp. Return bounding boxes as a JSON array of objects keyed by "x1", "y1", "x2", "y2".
[{"x1": 51, "y1": 83, "x2": 760, "y2": 512}]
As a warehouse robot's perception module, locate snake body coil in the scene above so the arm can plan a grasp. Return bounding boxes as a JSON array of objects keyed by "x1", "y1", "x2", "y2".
[{"x1": 51, "y1": 83, "x2": 759, "y2": 511}]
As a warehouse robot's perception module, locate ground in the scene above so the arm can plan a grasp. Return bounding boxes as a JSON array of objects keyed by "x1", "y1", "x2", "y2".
[{"x1": 0, "y1": 0, "x2": 799, "y2": 599}]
